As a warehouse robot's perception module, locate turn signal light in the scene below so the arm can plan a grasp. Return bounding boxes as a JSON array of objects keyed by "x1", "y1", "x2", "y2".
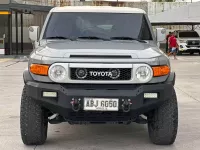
[
  {"x1": 152, "y1": 65, "x2": 170, "y2": 77},
  {"x1": 30, "y1": 64, "x2": 49, "y2": 76}
]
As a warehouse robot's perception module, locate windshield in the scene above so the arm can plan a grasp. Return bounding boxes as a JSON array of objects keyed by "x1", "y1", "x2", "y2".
[
  {"x1": 179, "y1": 31, "x2": 199, "y2": 38},
  {"x1": 43, "y1": 12, "x2": 153, "y2": 41}
]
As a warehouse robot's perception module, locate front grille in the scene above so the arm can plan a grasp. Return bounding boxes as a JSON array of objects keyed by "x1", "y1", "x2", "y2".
[
  {"x1": 187, "y1": 40, "x2": 200, "y2": 46},
  {"x1": 70, "y1": 68, "x2": 132, "y2": 80},
  {"x1": 186, "y1": 45, "x2": 200, "y2": 48}
]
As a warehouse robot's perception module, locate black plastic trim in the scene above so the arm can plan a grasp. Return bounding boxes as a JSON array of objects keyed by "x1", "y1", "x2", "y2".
[
  {"x1": 23, "y1": 69, "x2": 34, "y2": 84},
  {"x1": 165, "y1": 72, "x2": 176, "y2": 86}
]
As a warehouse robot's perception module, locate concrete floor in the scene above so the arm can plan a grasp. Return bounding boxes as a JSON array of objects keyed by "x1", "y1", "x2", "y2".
[{"x1": 1, "y1": 55, "x2": 200, "y2": 150}]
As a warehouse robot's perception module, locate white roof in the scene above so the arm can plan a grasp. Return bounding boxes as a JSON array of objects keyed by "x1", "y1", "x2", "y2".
[
  {"x1": 149, "y1": 2, "x2": 200, "y2": 25},
  {"x1": 50, "y1": 6, "x2": 146, "y2": 14}
]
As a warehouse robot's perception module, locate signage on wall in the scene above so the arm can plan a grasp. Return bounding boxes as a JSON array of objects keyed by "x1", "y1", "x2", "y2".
[{"x1": 0, "y1": 11, "x2": 10, "y2": 15}]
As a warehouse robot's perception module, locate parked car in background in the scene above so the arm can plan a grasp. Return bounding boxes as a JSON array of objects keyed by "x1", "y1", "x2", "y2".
[{"x1": 175, "y1": 30, "x2": 200, "y2": 55}]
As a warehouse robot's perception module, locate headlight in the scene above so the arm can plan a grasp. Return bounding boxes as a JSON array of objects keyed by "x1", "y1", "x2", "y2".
[
  {"x1": 75, "y1": 68, "x2": 87, "y2": 79},
  {"x1": 135, "y1": 66, "x2": 153, "y2": 83},
  {"x1": 48, "y1": 65, "x2": 67, "y2": 82}
]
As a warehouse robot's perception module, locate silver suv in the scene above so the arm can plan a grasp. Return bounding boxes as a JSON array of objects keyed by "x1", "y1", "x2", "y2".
[{"x1": 20, "y1": 6, "x2": 178, "y2": 146}]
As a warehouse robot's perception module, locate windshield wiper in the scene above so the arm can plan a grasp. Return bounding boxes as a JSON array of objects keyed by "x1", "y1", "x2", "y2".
[
  {"x1": 110, "y1": 36, "x2": 147, "y2": 43},
  {"x1": 46, "y1": 36, "x2": 74, "y2": 40},
  {"x1": 76, "y1": 36, "x2": 110, "y2": 41}
]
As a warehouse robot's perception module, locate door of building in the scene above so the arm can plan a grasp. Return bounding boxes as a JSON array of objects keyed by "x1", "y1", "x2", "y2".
[
  {"x1": 0, "y1": 37, "x2": 5, "y2": 54},
  {"x1": 0, "y1": 13, "x2": 8, "y2": 55}
]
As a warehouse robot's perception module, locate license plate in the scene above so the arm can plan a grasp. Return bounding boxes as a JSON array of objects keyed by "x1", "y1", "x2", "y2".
[{"x1": 83, "y1": 98, "x2": 119, "y2": 111}]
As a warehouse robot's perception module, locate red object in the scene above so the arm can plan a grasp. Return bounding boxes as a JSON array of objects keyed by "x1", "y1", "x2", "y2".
[
  {"x1": 166, "y1": 34, "x2": 171, "y2": 40},
  {"x1": 169, "y1": 36, "x2": 177, "y2": 48}
]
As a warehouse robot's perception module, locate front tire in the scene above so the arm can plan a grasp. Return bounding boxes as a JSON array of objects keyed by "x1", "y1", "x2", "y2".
[
  {"x1": 20, "y1": 85, "x2": 48, "y2": 145},
  {"x1": 147, "y1": 88, "x2": 178, "y2": 145}
]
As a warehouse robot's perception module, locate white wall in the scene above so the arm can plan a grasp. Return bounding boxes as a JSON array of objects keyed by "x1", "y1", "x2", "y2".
[
  {"x1": 148, "y1": 2, "x2": 191, "y2": 15},
  {"x1": 148, "y1": 2, "x2": 200, "y2": 36}
]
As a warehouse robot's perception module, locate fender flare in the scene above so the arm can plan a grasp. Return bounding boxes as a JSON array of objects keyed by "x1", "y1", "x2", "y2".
[
  {"x1": 23, "y1": 69, "x2": 34, "y2": 84},
  {"x1": 165, "y1": 72, "x2": 176, "y2": 86}
]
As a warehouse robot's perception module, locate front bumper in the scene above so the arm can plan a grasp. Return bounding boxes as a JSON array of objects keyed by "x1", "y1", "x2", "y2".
[
  {"x1": 26, "y1": 80, "x2": 174, "y2": 122},
  {"x1": 179, "y1": 45, "x2": 200, "y2": 52}
]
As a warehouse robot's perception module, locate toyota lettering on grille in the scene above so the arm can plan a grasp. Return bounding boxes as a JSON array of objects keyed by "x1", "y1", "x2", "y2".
[
  {"x1": 89, "y1": 69, "x2": 120, "y2": 79},
  {"x1": 89, "y1": 71, "x2": 112, "y2": 77},
  {"x1": 75, "y1": 68, "x2": 121, "y2": 79}
]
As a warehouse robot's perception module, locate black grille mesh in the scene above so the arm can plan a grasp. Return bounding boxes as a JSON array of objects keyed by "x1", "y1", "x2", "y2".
[
  {"x1": 68, "y1": 111, "x2": 132, "y2": 122},
  {"x1": 70, "y1": 68, "x2": 132, "y2": 80},
  {"x1": 187, "y1": 40, "x2": 200, "y2": 45}
]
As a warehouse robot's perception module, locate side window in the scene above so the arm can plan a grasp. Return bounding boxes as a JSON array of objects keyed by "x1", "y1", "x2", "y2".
[{"x1": 139, "y1": 16, "x2": 153, "y2": 40}]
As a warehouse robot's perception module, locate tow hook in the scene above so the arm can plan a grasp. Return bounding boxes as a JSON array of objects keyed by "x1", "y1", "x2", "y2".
[
  {"x1": 122, "y1": 99, "x2": 132, "y2": 112},
  {"x1": 71, "y1": 98, "x2": 81, "y2": 112},
  {"x1": 48, "y1": 113, "x2": 62, "y2": 124}
]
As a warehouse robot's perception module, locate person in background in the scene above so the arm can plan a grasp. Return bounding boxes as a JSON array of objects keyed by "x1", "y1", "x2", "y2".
[
  {"x1": 166, "y1": 32, "x2": 172, "y2": 53},
  {"x1": 168, "y1": 32, "x2": 178, "y2": 60}
]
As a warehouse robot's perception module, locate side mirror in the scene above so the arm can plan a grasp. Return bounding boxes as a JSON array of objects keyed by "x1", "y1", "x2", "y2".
[
  {"x1": 156, "y1": 28, "x2": 166, "y2": 42},
  {"x1": 28, "y1": 26, "x2": 40, "y2": 42}
]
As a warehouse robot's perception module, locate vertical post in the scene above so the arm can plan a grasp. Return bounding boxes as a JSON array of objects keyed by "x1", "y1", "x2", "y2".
[
  {"x1": 9, "y1": 10, "x2": 12, "y2": 55},
  {"x1": 7, "y1": 12, "x2": 11, "y2": 55},
  {"x1": 192, "y1": 25, "x2": 194, "y2": 30},
  {"x1": 21, "y1": 13, "x2": 23, "y2": 54},
  {"x1": 15, "y1": 11, "x2": 18, "y2": 55}
]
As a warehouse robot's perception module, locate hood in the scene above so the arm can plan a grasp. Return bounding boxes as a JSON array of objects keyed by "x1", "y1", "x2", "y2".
[{"x1": 35, "y1": 40, "x2": 161, "y2": 59}]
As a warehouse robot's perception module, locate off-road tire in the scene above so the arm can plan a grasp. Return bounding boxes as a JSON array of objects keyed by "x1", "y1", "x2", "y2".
[
  {"x1": 20, "y1": 85, "x2": 48, "y2": 145},
  {"x1": 147, "y1": 88, "x2": 178, "y2": 145}
]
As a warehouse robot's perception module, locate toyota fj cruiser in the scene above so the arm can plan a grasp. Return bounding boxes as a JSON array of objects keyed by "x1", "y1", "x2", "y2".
[{"x1": 20, "y1": 6, "x2": 178, "y2": 146}]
